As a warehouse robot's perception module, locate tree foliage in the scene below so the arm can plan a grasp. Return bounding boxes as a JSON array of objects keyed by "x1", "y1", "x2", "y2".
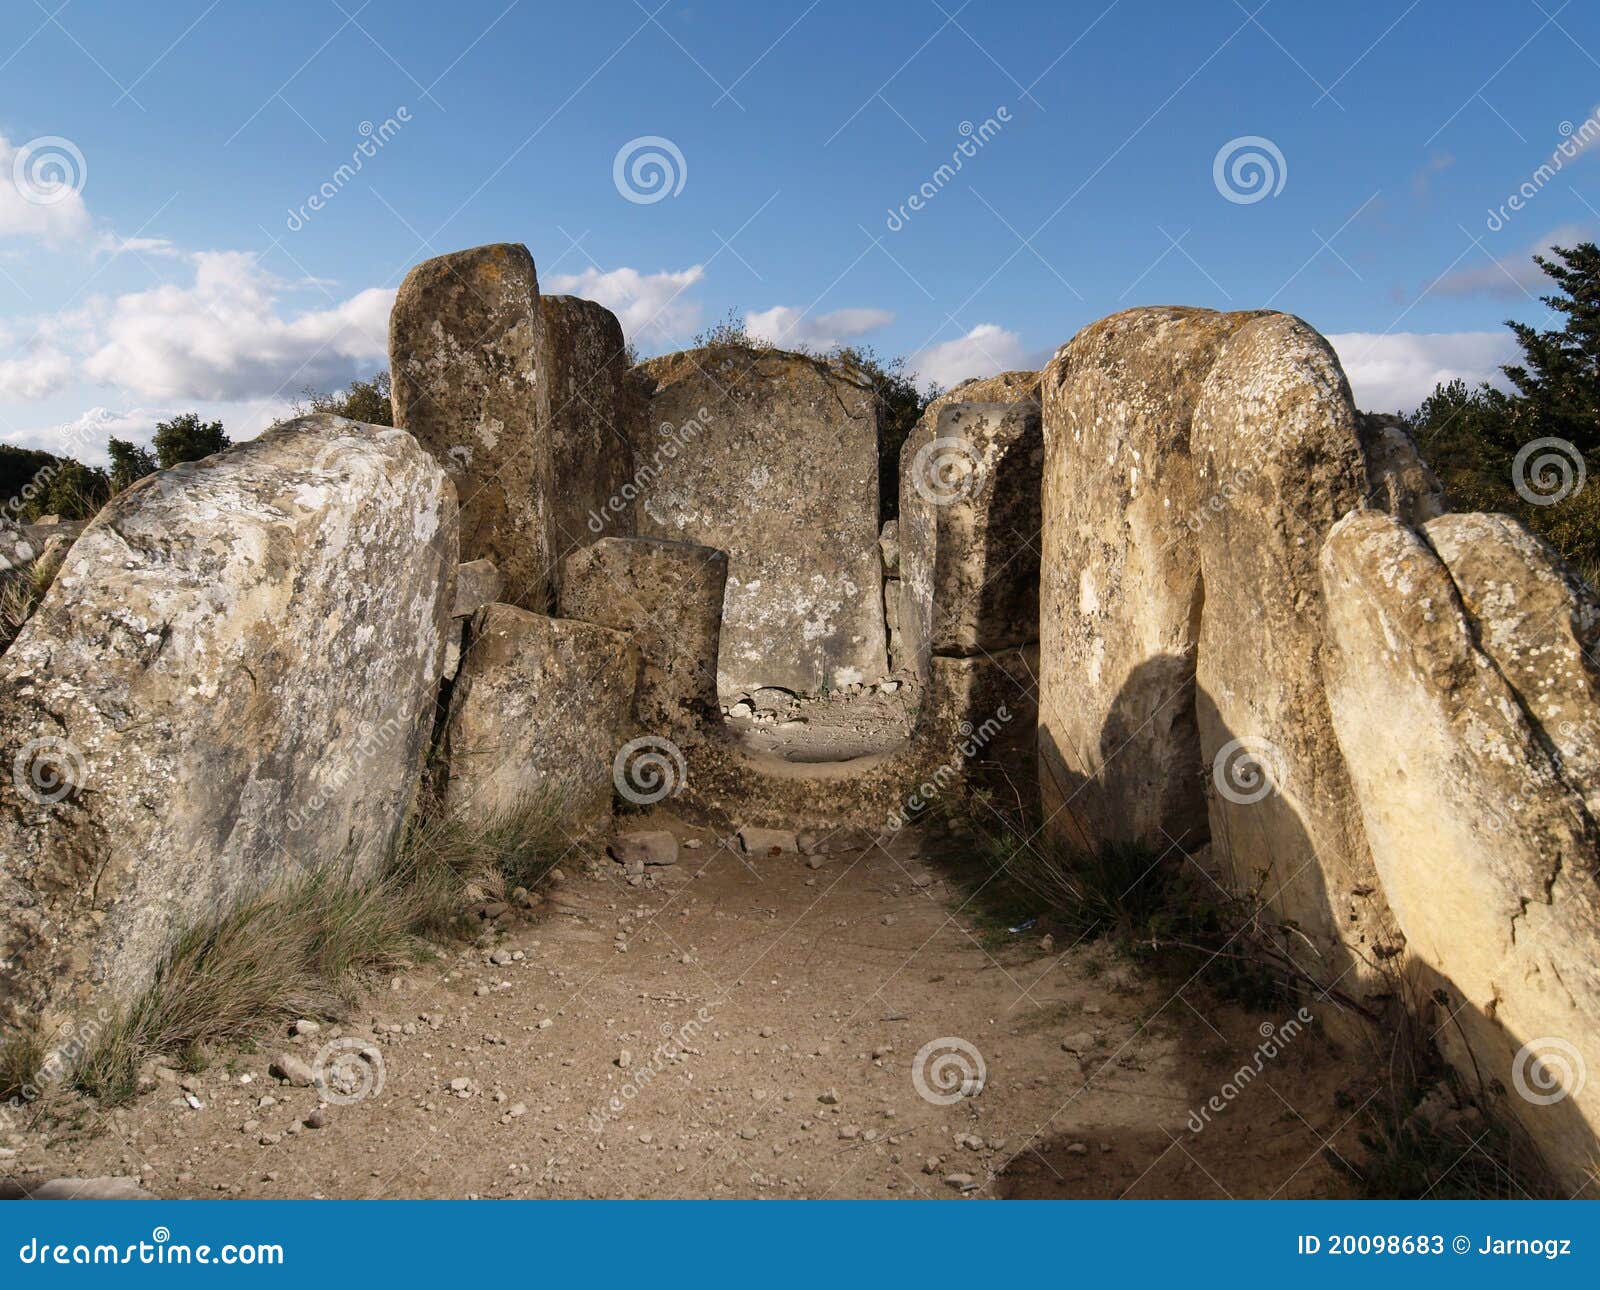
[
  {"x1": 1406, "y1": 241, "x2": 1600, "y2": 582},
  {"x1": 293, "y1": 371, "x2": 393, "y2": 426},
  {"x1": 153, "y1": 414, "x2": 230, "y2": 470}
]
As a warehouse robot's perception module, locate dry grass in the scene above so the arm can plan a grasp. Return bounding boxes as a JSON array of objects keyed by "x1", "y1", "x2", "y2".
[
  {"x1": 0, "y1": 551, "x2": 62, "y2": 654},
  {"x1": 62, "y1": 791, "x2": 573, "y2": 1104}
]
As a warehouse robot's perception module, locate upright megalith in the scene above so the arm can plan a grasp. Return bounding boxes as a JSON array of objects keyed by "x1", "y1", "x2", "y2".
[
  {"x1": 1037, "y1": 308, "x2": 1261, "y2": 853},
  {"x1": 444, "y1": 605, "x2": 639, "y2": 830},
  {"x1": 631, "y1": 345, "x2": 886, "y2": 696},
  {"x1": 1189, "y1": 312, "x2": 1396, "y2": 1007},
  {"x1": 899, "y1": 371, "x2": 1039, "y2": 682},
  {"x1": 1320, "y1": 509, "x2": 1600, "y2": 1193},
  {"x1": 558, "y1": 536, "x2": 727, "y2": 737},
  {"x1": 0, "y1": 416, "x2": 457, "y2": 1043},
  {"x1": 390, "y1": 243, "x2": 553, "y2": 609},
  {"x1": 542, "y1": 294, "x2": 639, "y2": 582}
]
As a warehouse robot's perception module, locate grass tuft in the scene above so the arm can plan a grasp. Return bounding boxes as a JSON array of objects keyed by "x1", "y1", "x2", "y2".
[{"x1": 60, "y1": 791, "x2": 574, "y2": 1105}]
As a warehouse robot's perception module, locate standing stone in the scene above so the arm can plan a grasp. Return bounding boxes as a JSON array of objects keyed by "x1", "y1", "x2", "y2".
[
  {"x1": 542, "y1": 295, "x2": 638, "y2": 583},
  {"x1": 899, "y1": 371, "x2": 1040, "y2": 683},
  {"x1": 1320, "y1": 509, "x2": 1600, "y2": 1193},
  {"x1": 1190, "y1": 312, "x2": 1395, "y2": 1007},
  {"x1": 0, "y1": 416, "x2": 456, "y2": 1043},
  {"x1": 1036, "y1": 309, "x2": 1263, "y2": 853},
  {"x1": 444, "y1": 604, "x2": 639, "y2": 829},
  {"x1": 632, "y1": 345, "x2": 886, "y2": 696},
  {"x1": 1425, "y1": 512, "x2": 1600, "y2": 821},
  {"x1": 1357, "y1": 412, "x2": 1447, "y2": 525},
  {"x1": 390, "y1": 243, "x2": 553, "y2": 610},
  {"x1": 557, "y1": 536, "x2": 728, "y2": 736}
]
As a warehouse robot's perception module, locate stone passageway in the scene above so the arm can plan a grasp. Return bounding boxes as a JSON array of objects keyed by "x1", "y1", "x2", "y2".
[{"x1": 13, "y1": 819, "x2": 1353, "y2": 1200}]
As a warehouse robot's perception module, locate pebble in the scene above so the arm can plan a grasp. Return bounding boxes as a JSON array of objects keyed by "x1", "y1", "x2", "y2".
[
  {"x1": 269, "y1": 1053, "x2": 315, "y2": 1087},
  {"x1": 1067, "y1": 1142, "x2": 1089, "y2": 1155},
  {"x1": 304, "y1": 1108, "x2": 328, "y2": 1130},
  {"x1": 1061, "y1": 1031, "x2": 1094, "y2": 1055},
  {"x1": 616, "y1": 1050, "x2": 633, "y2": 1069},
  {"x1": 818, "y1": 1089, "x2": 841, "y2": 1105},
  {"x1": 292, "y1": 1018, "x2": 321, "y2": 1036}
]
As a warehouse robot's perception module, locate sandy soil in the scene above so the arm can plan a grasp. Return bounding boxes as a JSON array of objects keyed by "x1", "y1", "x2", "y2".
[{"x1": 6, "y1": 821, "x2": 1358, "y2": 1200}]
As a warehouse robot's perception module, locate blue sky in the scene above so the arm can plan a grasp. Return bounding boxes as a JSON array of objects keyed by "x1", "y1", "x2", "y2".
[{"x1": 2, "y1": 0, "x2": 1598, "y2": 461}]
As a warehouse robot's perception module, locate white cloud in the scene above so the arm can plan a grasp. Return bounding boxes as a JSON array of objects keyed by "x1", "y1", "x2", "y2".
[
  {"x1": 1437, "y1": 223, "x2": 1590, "y2": 296},
  {"x1": 1328, "y1": 330, "x2": 1515, "y2": 413},
  {"x1": 909, "y1": 323, "x2": 1027, "y2": 389},
  {"x1": 545, "y1": 265, "x2": 704, "y2": 347},
  {"x1": 743, "y1": 305, "x2": 894, "y2": 352},
  {"x1": 80, "y1": 251, "x2": 393, "y2": 401},
  {"x1": 0, "y1": 132, "x2": 91, "y2": 244},
  {"x1": 0, "y1": 346, "x2": 72, "y2": 400}
]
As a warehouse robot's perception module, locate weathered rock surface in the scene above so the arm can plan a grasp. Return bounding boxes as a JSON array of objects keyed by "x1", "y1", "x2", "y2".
[
  {"x1": 0, "y1": 416, "x2": 456, "y2": 1042},
  {"x1": 609, "y1": 830, "x2": 679, "y2": 868},
  {"x1": 900, "y1": 371, "x2": 1041, "y2": 682},
  {"x1": 542, "y1": 294, "x2": 638, "y2": 581},
  {"x1": 1320, "y1": 509, "x2": 1600, "y2": 1192},
  {"x1": 443, "y1": 604, "x2": 638, "y2": 829},
  {"x1": 557, "y1": 536, "x2": 727, "y2": 736},
  {"x1": 390, "y1": 243, "x2": 552, "y2": 609},
  {"x1": 1190, "y1": 313, "x2": 1395, "y2": 1008},
  {"x1": 1424, "y1": 511, "x2": 1600, "y2": 822},
  {"x1": 451, "y1": 559, "x2": 504, "y2": 619},
  {"x1": 1357, "y1": 412, "x2": 1447, "y2": 525},
  {"x1": 632, "y1": 345, "x2": 886, "y2": 696},
  {"x1": 1037, "y1": 308, "x2": 1260, "y2": 851},
  {"x1": 901, "y1": 402, "x2": 1042, "y2": 664}
]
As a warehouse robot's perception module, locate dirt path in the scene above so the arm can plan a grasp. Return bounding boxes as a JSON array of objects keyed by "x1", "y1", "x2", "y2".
[{"x1": 9, "y1": 821, "x2": 1357, "y2": 1199}]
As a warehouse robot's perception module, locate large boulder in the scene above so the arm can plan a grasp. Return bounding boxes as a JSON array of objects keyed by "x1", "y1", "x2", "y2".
[
  {"x1": 899, "y1": 402, "x2": 1042, "y2": 664},
  {"x1": 899, "y1": 371, "x2": 1039, "y2": 681},
  {"x1": 0, "y1": 416, "x2": 457, "y2": 1042},
  {"x1": 632, "y1": 345, "x2": 886, "y2": 696},
  {"x1": 1037, "y1": 308, "x2": 1259, "y2": 852},
  {"x1": 390, "y1": 243, "x2": 553, "y2": 610},
  {"x1": 1189, "y1": 312, "x2": 1397, "y2": 1008},
  {"x1": 557, "y1": 536, "x2": 727, "y2": 737},
  {"x1": 443, "y1": 604, "x2": 639, "y2": 829},
  {"x1": 542, "y1": 295, "x2": 638, "y2": 581},
  {"x1": 1320, "y1": 509, "x2": 1600, "y2": 1193}
]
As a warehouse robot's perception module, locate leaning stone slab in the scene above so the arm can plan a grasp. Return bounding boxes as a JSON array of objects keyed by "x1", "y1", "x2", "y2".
[
  {"x1": 1320, "y1": 509, "x2": 1600, "y2": 1194},
  {"x1": 0, "y1": 415, "x2": 456, "y2": 1044},
  {"x1": 443, "y1": 604, "x2": 639, "y2": 830},
  {"x1": 899, "y1": 370, "x2": 1040, "y2": 682},
  {"x1": 1037, "y1": 307, "x2": 1261, "y2": 855},
  {"x1": 390, "y1": 243, "x2": 553, "y2": 609},
  {"x1": 543, "y1": 295, "x2": 638, "y2": 582},
  {"x1": 632, "y1": 345, "x2": 886, "y2": 696},
  {"x1": 1190, "y1": 312, "x2": 1396, "y2": 1010},
  {"x1": 557, "y1": 536, "x2": 727, "y2": 737},
  {"x1": 451, "y1": 559, "x2": 504, "y2": 619}
]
